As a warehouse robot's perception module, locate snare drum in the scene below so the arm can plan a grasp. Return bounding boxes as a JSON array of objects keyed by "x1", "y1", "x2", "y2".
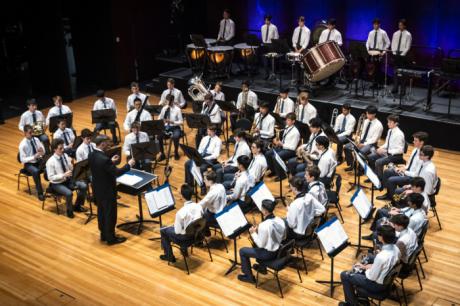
[
  {"x1": 233, "y1": 43, "x2": 258, "y2": 58},
  {"x1": 286, "y1": 52, "x2": 303, "y2": 62},
  {"x1": 302, "y1": 41, "x2": 346, "y2": 82}
]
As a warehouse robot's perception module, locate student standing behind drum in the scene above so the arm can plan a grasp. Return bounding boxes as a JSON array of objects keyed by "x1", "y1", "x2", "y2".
[
  {"x1": 391, "y1": 19, "x2": 412, "y2": 95},
  {"x1": 217, "y1": 9, "x2": 235, "y2": 46},
  {"x1": 292, "y1": 16, "x2": 310, "y2": 53},
  {"x1": 366, "y1": 18, "x2": 390, "y2": 89},
  {"x1": 261, "y1": 15, "x2": 279, "y2": 79},
  {"x1": 318, "y1": 18, "x2": 343, "y2": 86}
]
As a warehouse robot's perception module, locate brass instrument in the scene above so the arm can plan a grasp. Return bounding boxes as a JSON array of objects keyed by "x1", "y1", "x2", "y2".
[
  {"x1": 392, "y1": 192, "x2": 406, "y2": 203},
  {"x1": 274, "y1": 96, "x2": 281, "y2": 114},
  {"x1": 32, "y1": 121, "x2": 45, "y2": 136},
  {"x1": 296, "y1": 144, "x2": 319, "y2": 163},
  {"x1": 187, "y1": 75, "x2": 210, "y2": 102},
  {"x1": 240, "y1": 91, "x2": 248, "y2": 112},
  {"x1": 268, "y1": 129, "x2": 282, "y2": 150},
  {"x1": 330, "y1": 108, "x2": 339, "y2": 127},
  {"x1": 354, "y1": 113, "x2": 366, "y2": 142}
]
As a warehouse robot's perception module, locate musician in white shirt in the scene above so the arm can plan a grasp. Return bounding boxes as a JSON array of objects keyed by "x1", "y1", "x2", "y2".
[
  {"x1": 198, "y1": 171, "x2": 227, "y2": 228},
  {"x1": 238, "y1": 200, "x2": 286, "y2": 283},
  {"x1": 93, "y1": 89, "x2": 119, "y2": 144},
  {"x1": 46, "y1": 95, "x2": 72, "y2": 126},
  {"x1": 265, "y1": 113, "x2": 300, "y2": 180},
  {"x1": 274, "y1": 88, "x2": 295, "y2": 118},
  {"x1": 400, "y1": 145, "x2": 437, "y2": 197},
  {"x1": 367, "y1": 114, "x2": 406, "y2": 180},
  {"x1": 296, "y1": 91, "x2": 317, "y2": 125},
  {"x1": 159, "y1": 78, "x2": 186, "y2": 108},
  {"x1": 126, "y1": 82, "x2": 148, "y2": 111},
  {"x1": 159, "y1": 184, "x2": 203, "y2": 262},
  {"x1": 122, "y1": 121, "x2": 151, "y2": 172},
  {"x1": 123, "y1": 97, "x2": 152, "y2": 131},
  {"x1": 305, "y1": 166, "x2": 329, "y2": 206},
  {"x1": 233, "y1": 80, "x2": 258, "y2": 125},
  {"x1": 253, "y1": 102, "x2": 275, "y2": 143},
  {"x1": 406, "y1": 193, "x2": 427, "y2": 236},
  {"x1": 75, "y1": 129, "x2": 96, "y2": 162},
  {"x1": 210, "y1": 82, "x2": 225, "y2": 101},
  {"x1": 19, "y1": 125, "x2": 46, "y2": 200},
  {"x1": 286, "y1": 177, "x2": 325, "y2": 239},
  {"x1": 46, "y1": 139, "x2": 87, "y2": 218},
  {"x1": 217, "y1": 9, "x2": 235, "y2": 45},
  {"x1": 366, "y1": 18, "x2": 390, "y2": 52},
  {"x1": 318, "y1": 18, "x2": 343, "y2": 46},
  {"x1": 292, "y1": 16, "x2": 310, "y2": 53},
  {"x1": 379, "y1": 131, "x2": 428, "y2": 200},
  {"x1": 389, "y1": 214, "x2": 418, "y2": 264},
  {"x1": 391, "y1": 19, "x2": 412, "y2": 94},
  {"x1": 158, "y1": 94, "x2": 184, "y2": 160},
  {"x1": 53, "y1": 119, "x2": 76, "y2": 157},
  {"x1": 19, "y1": 99, "x2": 49, "y2": 150},
  {"x1": 196, "y1": 93, "x2": 222, "y2": 148},
  {"x1": 334, "y1": 103, "x2": 356, "y2": 163},
  {"x1": 226, "y1": 156, "x2": 252, "y2": 211},
  {"x1": 261, "y1": 15, "x2": 279, "y2": 78},
  {"x1": 344, "y1": 105, "x2": 383, "y2": 170}
]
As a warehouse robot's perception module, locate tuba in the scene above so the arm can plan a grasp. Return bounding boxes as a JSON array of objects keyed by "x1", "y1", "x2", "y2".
[{"x1": 187, "y1": 75, "x2": 210, "y2": 102}]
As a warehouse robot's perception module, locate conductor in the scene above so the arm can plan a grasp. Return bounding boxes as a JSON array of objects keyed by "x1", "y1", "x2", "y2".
[{"x1": 89, "y1": 135, "x2": 136, "y2": 245}]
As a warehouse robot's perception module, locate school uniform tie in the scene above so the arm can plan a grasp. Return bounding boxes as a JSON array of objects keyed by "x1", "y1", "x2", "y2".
[
  {"x1": 360, "y1": 121, "x2": 372, "y2": 144},
  {"x1": 231, "y1": 142, "x2": 239, "y2": 161},
  {"x1": 407, "y1": 149, "x2": 417, "y2": 170},
  {"x1": 397, "y1": 31, "x2": 403, "y2": 54},
  {"x1": 60, "y1": 156, "x2": 68, "y2": 173},
  {"x1": 223, "y1": 20, "x2": 227, "y2": 40},
  {"x1": 340, "y1": 116, "x2": 347, "y2": 133},
  {"x1": 59, "y1": 106, "x2": 63, "y2": 116},
  {"x1": 63, "y1": 131, "x2": 69, "y2": 146},
  {"x1": 373, "y1": 30, "x2": 378, "y2": 49},
  {"x1": 265, "y1": 25, "x2": 270, "y2": 43},
  {"x1": 326, "y1": 30, "x2": 332, "y2": 41},
  {"x1": 87, "y1": 144, "x2": 93, "y2": 153},
  {"x1": 32, "y1": 113, "x2": 37, "y2": 123},
  {"x1": 30, "y1": 139, "x2": 37, "y2": 154},
  {"x1": 202, "y1": 137, "x2": 211, "y2": 155},
  {"x1": 386, "y1": 130, "x2": 392, "y2": 153}
]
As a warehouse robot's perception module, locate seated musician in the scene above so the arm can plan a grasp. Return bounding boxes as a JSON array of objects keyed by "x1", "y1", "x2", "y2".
[
  {"x1": 46, "y1": 95, "x2": 72, "y2": 127},
  {"x1": 214, "y1": 130, "x2": 251, "y2": 183},
  {"x1": 184, "y1": 125, "x2": 222, "y2": 195},
  {"x1": 19, "y1": 98, "x2": 49, "y2": 151},
  {"x1": 19, "y1": 124, "x2": 46, "y2": 200},
  {"x1": 122, "y1": 122, "x2": 151, "y2": 172},
  {"x1": 344, "y1": 105, "x2": 383, "y2": 171},
  {"x1": 53, "y1": 119, "x2": 76, "y2": 157},
  {"x1": 339, "y1": 225, "x2": 400, "y2": 306},
  {"x1": 231, "y1": 80, "x2": 258, "y2": 130},
  {"x1": 378, "y1": 131, "x2": 428, "y2": 200},
  {"x1": 158, "y1": 94, "x2": 183, "y2": 160},
  {"x1": 252, "y1": 102, "x2": 275, "y2": 148},
  {"x1": 226, "y1": 156, "x2": 252, "y2": 212},
  {"x1": 198, "y1": 171, "x2": 227, "y2": 231},
  {"x1": 260, "y1": 15, "x2": 279, "y2": 80},
  {"x1": 265, "y1": 112, "x2": 300, "y2": 181},
  {"x1": 217, "y1": 9, "x2": 235, "y2": 46},
  {"x1": 159, "y1": 184, "x2": 203, "y2": 263},
  {"x1": 333, "y1": 103, "x2": 356, "y2": 164},
  {"x1": 238, "y1": 199, "x2": 286, "y2": 284},
  {"x1": 286, "y1": 176, "x2": 325, "y2": 240},
  {"x1": 46, "y1": 139, "x2": 87, "y2": 218},
  {"x1": 304, "y1": 165, "x2": 329, "y2": 206},
  {"x1": 366, "y1": 18, "x2": 390, "y2": 89},
  {"x1": 274, "y1": 88, "x2": 295, "y2": 118},
  {"x1": 296, "y1": 91, "x2": 317, "y2": 125},
  {"x1": 210, "y1": 81, "x2": 225, "y2": 101},
  {"x1": 196, "y1": 93, "x2": 222, "y2": 148},
  {"x1": 123, "y1": 97, "x2": 152, "y2": 132},
  {"x1": 76, "y1": 129, "x2": 96, "y2": 162},
  {"x1": 367, "y1": 114, "x2": 406, "y2": 181},
  {"x1": 126, "y1": 82, "x2": 148, "y2": 112},
  {"x1": 389, "y1": 214, "x2": 418, "y2": 264},
  {"x1": 93, "y1": 89, "x2": 119, "y2": 144},
  {"x1": 159, "y1": 78, "x2": 186, "y2": 109}
]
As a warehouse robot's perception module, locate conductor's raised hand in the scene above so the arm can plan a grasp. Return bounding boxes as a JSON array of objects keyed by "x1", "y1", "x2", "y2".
[
  {"x1": 128, "y1": 158, "x2": 136, "y2": 167},
  {"x1": 111, "y1": 155, "x2": 120, "y2": 163}
]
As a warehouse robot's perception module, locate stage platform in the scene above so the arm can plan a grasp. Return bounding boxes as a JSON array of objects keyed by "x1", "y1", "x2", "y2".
[{"x1": 147, "y1": 64, "x2": 460, "y2": 151}]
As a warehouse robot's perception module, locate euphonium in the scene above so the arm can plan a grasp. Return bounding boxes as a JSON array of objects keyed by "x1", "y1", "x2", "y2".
[
  {"x1": 32, "y1": 121, "x2": 45, "y2": 136},
  {"x1": 187, "y1": 75, "x2": 210, "y2": 102}
]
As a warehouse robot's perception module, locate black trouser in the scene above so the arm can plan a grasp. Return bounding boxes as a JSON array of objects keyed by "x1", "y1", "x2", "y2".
[
  {"x1": 159, "y1": 126, "x2": 181, "y2": 155},
  {"x1": 367, "y1": 153, "x2": 403, "y2": 181},
  {"x1": 336, "y1": 135, "x2": 349, "y2": 161},
  {"x1": 160, "y1": 226, "x2": 193, "y2": 259},
  {"x1": 213, "y1": 163, "x2": 237, "y2": 183},
  {"x1": 24, "y1": 162, "x2": 44, "y2": 196},
  {"x1": 97, "y1": 196, "x2": 118, "y2": 241},
  {"x1": 392, "y1": 55, "x2": 407, "y2": 93},
  {"x1": 340, "y1": 271, "x2": 386, "y2": 305}
]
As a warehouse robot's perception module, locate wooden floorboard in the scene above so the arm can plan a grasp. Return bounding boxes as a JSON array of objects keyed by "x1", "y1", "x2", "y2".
[{"x1": 0, "y1": 87, "x2": 459, "y2": 305}]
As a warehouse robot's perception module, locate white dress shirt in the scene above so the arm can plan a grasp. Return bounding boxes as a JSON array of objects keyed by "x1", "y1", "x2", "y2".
[
  {"x1": 261, "y1": 23, "x2": 279, "y2": 44},
  {"x1": 19, "y1": 137, "x2": 45, "y2": 164},
  {"x1": 217, "y1": 18, "x2": 235, "y2": 41},
  {"x1": 210, "y1": 89, "x2": 225, "y2": 101},
  {"x1": 396, "y1": 227, "x2": 418, "y2": 263},
  {"x1": 360, "y1": 118, "x2": 383, "y2": 146},
  {"x1": 19, "y1": 110, "x2": 45, "y2": 131},
  {"x1": 46, "y1": 153, "x2": 73, "y2": 184},
  {"x1": 308, "y1": 181, "x2": 329, "y2": 206},
  {"x1": 198, "y1": 135, "x2": 221, "y2": 160},
  {"x1": 76, "y1": 142, "x2": 96, "y2": 162},
  {"x1": 292, "y1": 26, "x2": 311, "y2": 49},
  {"x1": 254, "y1": 112, "x2": 275, "y2": 139},
  {"x1": 403, "y1": 148, "x2": 422, "y2": 176},
  {"x1": 159, "y1": 105, "x2": 183, "y2": 127},
  {"x1": 365, "y1": 244, "x2": 400, "y2": 284},
  {"x1": 93, "y1": 97, "x2": 117, "y2": 115},
  {"x1": 226, "y1": 140, "x2": 251, "y2": 166},
  {"x1": 421, "y1": 191, "x2": 431, "y2": 213},
  {"x1": 46, "y1": 105, "x2": 72, "y2": 125},
  {"x1": 174, "y1": 200, "x2": 203, "y2": 235},
  {"x1": 248, "y1": 153, "x2": 268, "y2": 185},
  {"x1": 318, "y1": 28, "x2": 343, "y2": 46},
  {"x1": 198, "y1": 183, "x2": 226, "y2": 213},
  {"x1": 275, "y1": 97, "x2": 295, "y2": 118},
  {"x1": 227, "y1": 171, "x2": 251, "y2": 202},
  {"x1": 334, "y1": 113, "x2": 356, "y2": 137},
  {"x1": 53, "y1": 128, "x2": 75, "y2": 149},
  {"x1": 417, "y1": 160, "x2": 438, "y2": 196},
  {"x1": 409, "y1": 208, "x2": 427, "y2": 236},
  {"x1": 281, "y1": 125, "x2": 300, "y2": 151},
  {"x1": 251, "y1": 216, "x2": 286, "y2": 252},
  {"x1": 366, "y1": 28, "x2": 390, "y2": 51},
  {"x1": 123, "y1": 109, "x2": 152, "y2": 131},
  {"x1": 126, "y1": 92, "x2": 148, "y2": 111},
  {"x1": 317, "y1": 148, "x2": 337, "y2": 178},
  {"x1": 202, "y1": 102, "x2": 222, "y2": 124},
  {"x1": 381, "y1": 126, "x2": 405, "y2": 155},
  {"x1": 123, "y1": 131, "x2": 150, "y2": 156},
  {"x1": 287, "y1": 193, "x2": 325, "y2": 235},
  {"x1": 391, "y1": 30, "x2": 412, "y2": 56},
  {"x1": 160, "y1": 88, "x2": 186, "y2": 108},
  {"x1": 236, "y1": 90, "x2": 258, "y2": 111},
  {"x1": 296, "y1": 103, "x2": 317, "y2": 125}
]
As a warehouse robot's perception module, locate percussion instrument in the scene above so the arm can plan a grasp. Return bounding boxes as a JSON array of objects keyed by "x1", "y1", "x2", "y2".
[
  {"x1": 286, "y1": 52, "x2": 303, "y2": 63},
  {"x1": 206, "y1": 46, "x2": 234, "y2": 77},
  {"x1": 368, "y1": 50, "x2": 383, "y2": 56},
  {"x1": 186, "y1": 43, "x2": 206, "y2": 72},
  {"x1": 264, "y1": 52, "x2": 279, "y2": 58},
  {"x1": 233, "y1": 43, "x2": 258, "y2": 59},
  {"x1": 302, "y1": 41, "x2": 346, "y2": 82},
  {"x1": 205, "y1": 38, "x2": 217, "y2": 47}
]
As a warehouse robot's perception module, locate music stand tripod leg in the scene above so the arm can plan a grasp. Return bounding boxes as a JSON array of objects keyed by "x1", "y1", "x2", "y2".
[
  {"x1": 225, "y1": 237, "x2": 240, "y2": 275},
  {"x1": 315, "y1": 256, "x2": 342, "y2": 297}
]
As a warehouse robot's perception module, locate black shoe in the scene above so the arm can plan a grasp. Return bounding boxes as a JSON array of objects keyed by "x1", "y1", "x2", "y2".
[
  {"x1": 337, "y1": 159, "x2": 344, "y2": 166},
  {"x1": 160, "y1": 254, "x2": 176, "y2": 263},
  {"x1": 267, "y1": 172, "x2": 276, "y2": 177},
  {"x1": 100, "y1": 235, "x2": 106, "y2": 242},
  {"x1": 66, "y1": 211, "x2": 75, "y2": 219},
  {"x1": 73, "y1": 205, "x2": 87, "y2": 213},
  {"x1": 338, "y1": 302, "x2": 351, "y2": 306},
  {"x1": 376, "y1": 194, "x2": 390, "y2": 200},
  {"x1": 174, "y1": 153, "x2": 180, "y2": 160},
  {"x1": 237, "y1": 274, "x2": 256, "y2": 284},
  {"x1": 362, "y1": 234, "x2": 374, "y2": 241},
  {"x1": 252, "y1": 264, "x2": 267, "y2": 274},
  {"x1": 158, "y1": 154, "x2": 166, "y2": 162},
  {"x1": 344, "y1": 166, "x2": 354, "y2": 172},
  {"x1": 107, "y1": 236, "x2": 127, "y2": 245},
  {"x1": 38, "y1": 193, "x2": 45, "y2": 201}
]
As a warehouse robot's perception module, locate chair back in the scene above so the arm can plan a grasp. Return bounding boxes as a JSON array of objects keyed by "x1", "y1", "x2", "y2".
[
  {"x1": 434, "y1": 177, "x2": 441, "y2": 195},
  {"x1": 185, "y1": 217, "x2": 207, "y2": 241},
  {"x1": 305, "y1": 216, "x2": 321, "y2": 237},
  {"x1": 383, "y1": 262, "x2": 402, "y2": 287},
  {"x1": 418, "y1": 221, "x2": 429, "y2": 246},
  {"x1": 404, "y1": 142, "x2": 409, "y2": 154},
  {"x1": 400, "y1": 245, "x2": 423, "y2": 277},
  {"x1": 235, "y1": 118, "x2": 252, "y2": 131},
  {"x1": 429, "y1": 177, "x2": 441, "y2": 207},
  {"x1": 335, "y1": 174, "x2": 342, "y2": 194},
  {"x1": 276, "y1": 239, "x2": 295, "y2": 260}
]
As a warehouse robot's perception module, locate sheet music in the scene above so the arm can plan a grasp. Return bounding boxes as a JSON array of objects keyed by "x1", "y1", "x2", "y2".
[
  {"x1": 316, "y1": 217, "x2": 348, "y2": 255},
  {"x1": 145, "y1": 183, "x2": 175, "y2": 215},
  {"x1": 191, "y1": 161, "x2": 203, "y2": 186},
  {"x1": 116, "y1": 173, "x2": 143, "y2": 186},
  {"x1": 354, "y1": 149, "x2": 381, "y2": 189},
  {"x1": 215, "y1": 202, "x2": 248, "y2": 237},
  {"x1": 273, "y1": 150, "x2": 288, "y2": 173},
  {"x1": 248, "y1": 182, "x2": 275, "y2": 210},
  {"x1": 350, "y1": 188, "x2": 373, "y2": 219}
]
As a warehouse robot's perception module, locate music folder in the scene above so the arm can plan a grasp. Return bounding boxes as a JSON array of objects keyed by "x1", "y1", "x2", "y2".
[
  {"x1": 354, "y1": 151, "x2": 381, "y2": 189},
  {"x1": 350, "y1": 187, "x2": 373, "y2": 219},
  {"x1": 247, "y1": 181, "x2": 275, "y2": 211},
  {"x1": 131, "y1": 141, "x2": 160, "y2": 161},
  {"x1": 273, "y1": 149, "x2": 288, "y2": 179},
  {"x1": 72, "y1": 159, "x2": 90, "y2": 182},
  {"x1": 91, "y1": 109, "x2": 116, "y2": 124},
  {"x1": 49, "y1": 113, "x2": 73, "y2": 133},
  {"x1": 315, "y1": 217, "x2": 349, "y2": 256},
  {"x1": 184, "y1": 113, "x2": 210, "y2": 129},
  {"x1": 215, "y1": 202, "x2": 251, "y2": 238},
  {"x1": 145, "y1": 183, "x2": 176, "y2": 216},
  {"x1": 141, "y1": 120, "x2": 165, "y2": 138},
  {"x1": 216, "y1": 100, "x2": 237, "y2": 113}
]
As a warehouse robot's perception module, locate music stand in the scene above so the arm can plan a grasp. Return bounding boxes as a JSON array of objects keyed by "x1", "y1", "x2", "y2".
[
  {"x1": 144, "y1": 105, "x2": 163, "y2": 119},
  {"x1": 272, "y1": 150, "x2": 288, "y2": 206},
  {"x1": 270, "y1": 39, "x2": 290, "y2": 89},
  {"x1": 270, "y1": 112, "x2": 286, "y2": 129},
  {"x1": 349, "y1": 188, "x2": 374, "y2": 258},
  {"x1": 105, "y1": 146, "x2": 122, "y2": 165},
  {"x1": 91, "y1": 109, "x2": 116, "y2": 124},
  {"x1": 141, "y1": 120, "x2": 165, "y2": 138},
  {"x1": 184, "y1": 113, "x2": 210, "y2": 140},
  {"x1": 190, "y1": 34, "x2": 207, "y2": 48},
  {"x1": 49, "y1": 113, "x2": 73, "y2": 133},
  {"x1": 217, "y1": 100, "x2": 238, "y2": 155},
  {"x1": 131, "y1": 140, "x2": 161, "y2": 170},
  {"x1": 72, "y1": 135, "x2": 83, "y2": 150},
  {"x1": 180, "y1": 144, "x2": 206, "y2": 201},
  {"x1": 73, "y1": 159, "x2": 96, "y2": 224},
  {"x1": 346, "y1": 140, "x2": 370, "y2": 193},
  {"x1": 145, "y1": 183, "x2": 177, "y2": 241}
]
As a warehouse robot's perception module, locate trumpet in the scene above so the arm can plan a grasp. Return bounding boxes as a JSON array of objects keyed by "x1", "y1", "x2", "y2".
[
  {"x1": 330, "y1": 108, "x2": 339, "y2": 127},
  {"x1": 354, "y1": 113, "x2": 366, "y2": 143}
]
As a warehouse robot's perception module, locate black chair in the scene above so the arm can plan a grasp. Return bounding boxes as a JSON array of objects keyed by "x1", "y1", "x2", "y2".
[
  {"x1": 396, "y1": 245, "x2": 425, "y2": 306},
  {"x1": 356, "y1": 263, "x2": 402, "y2": 306},
  {"x1": 255, "y1": 239, "x2": 302, "y2": 298},
  {"x1": 417, "y1": 221, "x2": 429, "y2": 268},
  {"x1": 235, "y1": 118, "x2": 252, "y2": 131},
  {"x1": 428, "y1": 177, "x2": 442, "y2": 230},
  {"x1": 326, "y1": 174, "x2": 344, "y2": 223},
  {"x1": 100, "y1": 121, "x2": 122, "y2": 144},
  {"x1": 16, "y1": 152, "x2": 33, "y2": 195},
  {"x1": 207, "y1": 220, "x2": 229, "y2": 253},
  {"x1": 169, "y1": 218, "x2": 213, "y2": 275},
  {"x1": 41, "y1": 170, "x2": 61, "y2": 215},
  {"x1": 294, "y1": 215, "x2": 324, "y2": 274}
]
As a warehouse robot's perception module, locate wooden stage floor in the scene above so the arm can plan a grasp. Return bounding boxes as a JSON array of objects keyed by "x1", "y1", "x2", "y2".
[{"x1": 0, "y1": 88, "x2": 459, "y2": 306}]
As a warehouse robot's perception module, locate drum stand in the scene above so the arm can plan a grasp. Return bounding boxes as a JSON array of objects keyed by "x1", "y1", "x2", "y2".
[
  {"x1": 267, "y1": 54, "x2": 279, "y2": 81},
  {"x1": 379, "y1": 52, "x2": 396, "y2": 101}
]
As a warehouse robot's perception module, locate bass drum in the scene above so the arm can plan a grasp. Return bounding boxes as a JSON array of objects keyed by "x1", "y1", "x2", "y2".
[{"x1": 302, "y1": 41, "x2": 346, "y2": 82}]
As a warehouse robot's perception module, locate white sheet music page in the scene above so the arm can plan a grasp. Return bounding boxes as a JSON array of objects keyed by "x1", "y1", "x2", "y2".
[
  {"x1": 145, "y1": 184, "x2": 175, "y2": 214},
  {"x1": 351, "y1": 188, "x2": 372, "y2": 219},
  {"x1": 249, "y1": 183, "x2": 275, "y2": 210},
  {"x1": 216, "y1": 203, "x2": 248, "y2": 237},
  {"x1": 116, "y1": 173, "x2": 143, "y2": 186},
  {"x1": 273, "y1": 150, "x2": 288, "y2": 173},
  {"x1": 316, "y1": 218, "x2": 348, "y2": 254},
  {"x1": 191, "y1": 161, "x2": 203, "y2": 186}
]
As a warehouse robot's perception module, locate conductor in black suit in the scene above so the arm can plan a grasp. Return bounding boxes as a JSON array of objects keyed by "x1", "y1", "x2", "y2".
[{"x1": 89, "y1": 135, "x2": 135, "y2": 245}]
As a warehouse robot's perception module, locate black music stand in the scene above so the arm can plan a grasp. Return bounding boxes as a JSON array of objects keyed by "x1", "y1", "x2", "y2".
[
  {"x1": 190, "y1": 34, "x2": 207, "y2": 48},
  {"x1": 144, "y1": 105, "x2": 163, "y2": 119},
  {"x1": 141, "y1": 120, "x2": 165, "y2": 139},
  {"x1": 116, "y1": 169, "x2": 159, "y2": 235},
  {"x1": 270, "y1": 39, "x2": 290, "y2": 89},
  {"x1": 217, "y1": 100, "x2": 238, "y2": 155},
  {"x1": 184, "y1": 113, "x2": 210, "y2": 130},
  {"x1": 349, "y1": 201, "x2": 374, "y2": 258},
  {"x1": 72, "y1": 135, "x2": 83, "y2": 150},
  {"x1": 180, "y1": 144, "x2": 206, "y2": 201},
  {"x1": 346, "y1": 141, "x2": 370, "y2": 193},
  {"x1": 73, "y1": 159, "x2": 95, "y2": 224},
  {"x1": 146, "y1": 183, "x2": 177, "y2": 242},
  {"x1": 271, "y1": 112, "x2": 286, "y2": 129},
  {"x1": 131, "y1": 140, "x2": 160, "y2": 171},
  {"x1": 49, "y1": 113, "x2": 73, "y2": 133},
  {"x1": 245, "y1": 34, "x2": 260, "y2": 77},
  {"x1": 105, "y1": 146, "x2": 122, "y2": 165},
  {"x1": 91, "y1": 109, "x2": 116, "y2": 124},
  {"x1": 272, "y1": 150, "x2": 288, "y2": 206}
]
